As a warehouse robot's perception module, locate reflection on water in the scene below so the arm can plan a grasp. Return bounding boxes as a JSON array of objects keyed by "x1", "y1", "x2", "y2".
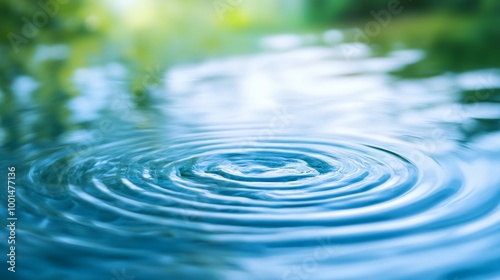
[{"x1": 1, "y1": 33, "x2": 500, "y2": 279}]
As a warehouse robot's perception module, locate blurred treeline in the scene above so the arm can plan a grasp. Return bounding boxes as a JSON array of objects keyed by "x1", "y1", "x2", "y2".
[
  {"x1": 307, "y1": 0, "x2": 500, "y2": 75},
  {"x1": 308, "y1": 0, "x2": 490, "y2": 21}
]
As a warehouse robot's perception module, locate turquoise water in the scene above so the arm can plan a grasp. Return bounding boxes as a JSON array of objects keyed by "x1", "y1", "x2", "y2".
[{"x1": 2, "y1": 36, "x2": 500, "y2": 279}]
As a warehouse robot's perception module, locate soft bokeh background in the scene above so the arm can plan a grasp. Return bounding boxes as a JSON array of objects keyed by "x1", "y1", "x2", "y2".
[{"x1": 1, "y1": 0, "x2": 499, "y2": 150}]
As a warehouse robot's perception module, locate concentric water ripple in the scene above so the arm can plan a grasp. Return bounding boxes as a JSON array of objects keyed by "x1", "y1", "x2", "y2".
[
  {"x1": 13, "y1": 130, "x2": 500, "y2": 279},
  {"x1": 22, "y1": 133, "x2": 473, "y2": 241}
]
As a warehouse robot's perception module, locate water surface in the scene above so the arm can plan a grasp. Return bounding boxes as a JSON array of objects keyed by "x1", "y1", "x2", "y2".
[{"x1": 2, "y1": 35, "x2": 500, "y2": 280}]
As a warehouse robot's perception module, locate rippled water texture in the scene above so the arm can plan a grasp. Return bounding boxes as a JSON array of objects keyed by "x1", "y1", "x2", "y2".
[{"x1": 4, "y1": 40, "x2": 500, "y2": 279}]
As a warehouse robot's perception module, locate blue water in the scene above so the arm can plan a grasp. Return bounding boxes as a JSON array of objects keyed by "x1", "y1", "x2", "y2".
[{"x1": 2, "y1": 36, "x2": 500, "y2": 279}]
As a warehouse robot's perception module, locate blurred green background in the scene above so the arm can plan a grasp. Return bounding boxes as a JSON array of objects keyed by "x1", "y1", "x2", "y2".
[{"x1": 1, "y1": 0, "x2": 499, "y2": 150}]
